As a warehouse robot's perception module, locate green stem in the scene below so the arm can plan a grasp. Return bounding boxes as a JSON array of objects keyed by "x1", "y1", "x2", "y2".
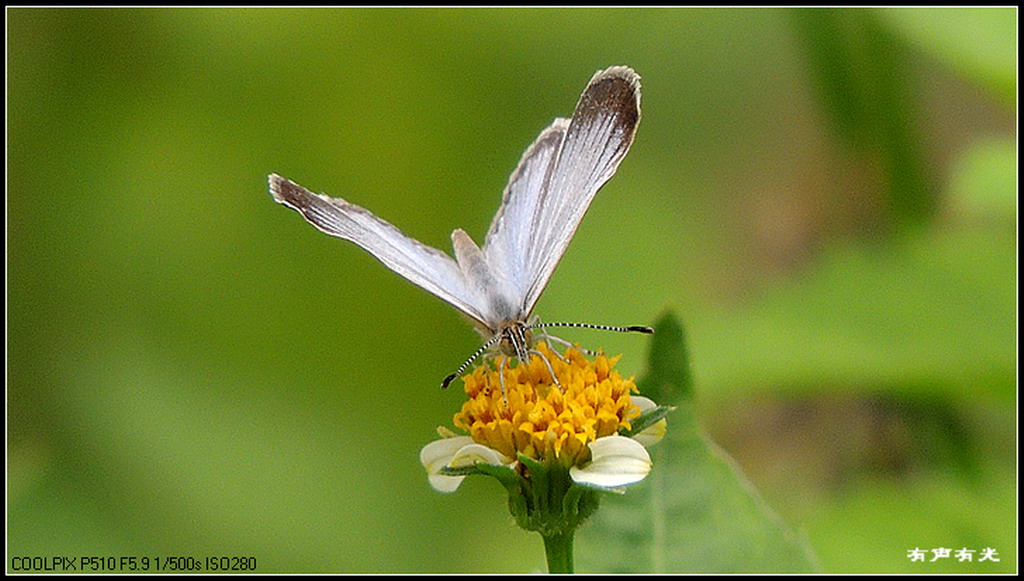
[{"x1": 542, "y1": 529, "x2": 575, "y2": 574}]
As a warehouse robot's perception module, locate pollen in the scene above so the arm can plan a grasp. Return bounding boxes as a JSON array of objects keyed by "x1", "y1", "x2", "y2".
[{"x1": 452, "y1": 342, "x2": 642, "y2": 467}]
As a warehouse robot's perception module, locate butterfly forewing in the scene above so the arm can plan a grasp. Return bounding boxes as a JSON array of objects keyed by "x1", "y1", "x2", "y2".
[
  {"x1": 484, "y1": 66, "x2": 642, "y2": 318},
  {"x1": 483, "y1": 119, "x2": 568, "y2": 305},
  {"x1": 269, "y1": 174, "x2": 492, "y2": 327}
]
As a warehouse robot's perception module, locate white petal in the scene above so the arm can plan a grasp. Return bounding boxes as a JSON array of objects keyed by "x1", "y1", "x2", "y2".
[
  {"x1": 450, "y1": 443, "x2": 511, "y2": 468},
  {"x1": 420, "y1": 437, "x2": 513, "y2": 493},
  {"x1": 420, "y1": 436, "x2": 475, "y2": 493},
  {"x1": 570, "y1": 434, "x2": 652, "y2": 489},
  {"x1": 632, "y1": 395, "x2": 656, "y2": 412},
  {"x1": 420, "y1": 436, "x2": 475, "y2": 472},
  {"x1": 631, "y1": 395, "x2": 667, "y2": 448},
  {"x1": 427, "y1": 472, "x2": 466, "y2": 493}
]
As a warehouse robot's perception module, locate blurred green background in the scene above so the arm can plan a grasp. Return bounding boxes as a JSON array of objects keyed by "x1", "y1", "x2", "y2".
[{"x1": 7, "y1": 7, "x2": 1016, "y2": 573}]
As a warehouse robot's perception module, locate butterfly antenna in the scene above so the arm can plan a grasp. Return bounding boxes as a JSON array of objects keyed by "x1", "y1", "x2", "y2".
[
  {"x1": 441, "y1": 333, "x2": 504, "y2": 389},
  {"x1": 527, "y1": 322, "x2": 654, "y2": 335}
]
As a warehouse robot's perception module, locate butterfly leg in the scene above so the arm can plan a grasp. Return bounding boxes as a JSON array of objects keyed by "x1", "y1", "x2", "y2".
[
  {"x1": 529, "y1": 316, "x2": 571, "y2": 362},
  {"x1": 529, "y1": 349, "x2": 563, "y2": 393},
  {"x1": 536, "y1": 329, "x2": 571, "y2": 362},
  {"x1": 497, "y1": 355, "x2": 508, "y2": 408}
]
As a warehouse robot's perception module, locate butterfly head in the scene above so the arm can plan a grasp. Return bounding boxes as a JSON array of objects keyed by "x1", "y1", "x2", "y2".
[{"x1": 495, "y1": 319, "x2": 534, "y2": 361}]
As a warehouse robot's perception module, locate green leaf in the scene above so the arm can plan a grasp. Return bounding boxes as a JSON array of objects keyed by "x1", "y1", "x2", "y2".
[
  {"x1": 948, "y1": 136, "x2": 1017, "y2": 218},
  {"x1": 577, "y1": 311, "x2": 818, "y2": 572},
  {"x1": 437, "y1": 464, "x2": 482, "y2": 477},
  {"x1": 471, "y1": 462, "x2": 522, "y2": 488},
  {"x1": 790, "y1": 8, "x2": 940, "y2": 230},
  {"x1": 877, "y1": 7, "x2": 1016, "y2": 108},
  {"x1": 695, "y1": 227, "x2": 1016, "y2": 404},
  {"x1": 636, "y1": 311, "x2": 694, "y2": 404}
]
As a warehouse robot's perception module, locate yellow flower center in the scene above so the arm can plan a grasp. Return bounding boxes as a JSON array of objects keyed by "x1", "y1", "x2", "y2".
[{"x1": 452, "y1": 342, "x2": 641, "y2": 467}]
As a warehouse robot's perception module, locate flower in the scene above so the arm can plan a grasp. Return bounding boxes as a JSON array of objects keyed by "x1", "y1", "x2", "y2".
[
  {"x1": 420, "y1": 343, "x2": 665, "y2": 493},
  {"x1": 419, "y1": 340, "x2": 672, "y2": 574}
]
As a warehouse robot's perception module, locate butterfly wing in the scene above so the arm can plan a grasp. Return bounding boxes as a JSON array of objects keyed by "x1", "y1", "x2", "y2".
[
  {"x1": 481, "y1": 118, "x2": 568, "y2": 311},
  {"x1": 483, "y1": 66, "x2": 641, "y2": 317},
  {"x1": 269, "y1": 174, "x2": 492, "y2": 328}
]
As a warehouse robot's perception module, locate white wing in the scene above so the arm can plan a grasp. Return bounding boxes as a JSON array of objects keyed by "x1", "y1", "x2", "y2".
[
  {"x1": 481, "y1": 118, "x2": 567, "y2": 312},
  {"x1": 483, "y1": 66, "x2": 641, "y2": 318},
  {"x1": 268, "y1": 174, "x2": 494, "y2": 329}
]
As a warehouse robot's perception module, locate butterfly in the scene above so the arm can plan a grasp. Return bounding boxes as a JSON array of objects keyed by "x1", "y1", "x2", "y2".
[{"x1": 269, "y1": 66, "x2": 651, "y2": 391}]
